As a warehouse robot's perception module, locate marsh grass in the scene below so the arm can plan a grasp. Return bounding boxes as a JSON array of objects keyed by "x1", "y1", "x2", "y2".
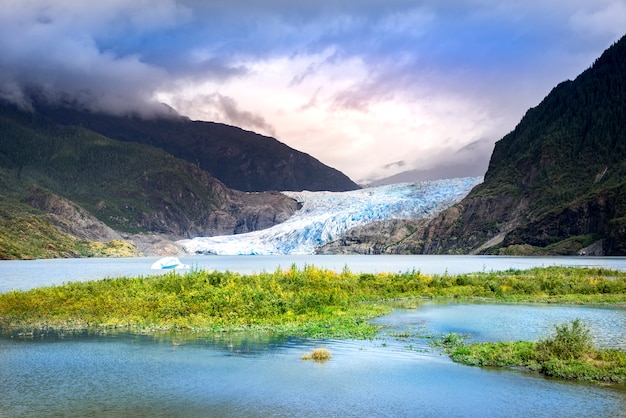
[
  {"x1": 436, "y1": 319, "x2": 626, "y2": 384},
  {"x1": 301, "y1": 348, "x2": 332, "y2": 362},
  {"x1": 1, "y1": 265, "x2": 625, "y2": 339}
]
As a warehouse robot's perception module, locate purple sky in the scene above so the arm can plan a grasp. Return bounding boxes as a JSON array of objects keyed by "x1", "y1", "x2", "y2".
[{"x1": 1, "y1": 1, "x2": 625, "y2": 184}]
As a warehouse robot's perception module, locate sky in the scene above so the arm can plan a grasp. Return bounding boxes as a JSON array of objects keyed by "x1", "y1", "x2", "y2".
[{"x1": 1, "y1": 1, "x2": 625, "y2": 185}]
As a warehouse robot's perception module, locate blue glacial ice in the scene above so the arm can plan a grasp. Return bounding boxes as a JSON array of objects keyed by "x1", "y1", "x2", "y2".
[{"x1": 178, "y1": 177, "x2": 482, "y2": 255}]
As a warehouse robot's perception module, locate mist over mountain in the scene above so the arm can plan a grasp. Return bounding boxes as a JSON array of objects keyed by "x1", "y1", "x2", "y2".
[{"x1": 365, "y1": 138, "x2": 493, "y2": 186}]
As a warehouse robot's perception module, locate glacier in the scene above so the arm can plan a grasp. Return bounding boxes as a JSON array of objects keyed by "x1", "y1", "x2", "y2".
[{"x1": 179, "y1": 177, "x2": 483, "y2": 255}]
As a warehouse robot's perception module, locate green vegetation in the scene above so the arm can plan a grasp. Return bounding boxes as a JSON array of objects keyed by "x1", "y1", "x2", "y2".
[
  {"x1": 0, "y1": 265, "x2": 393, "y2": 338},
  {"x1": 438, "y1": 319, "x2": 626, "y2": 383},
  {"x1": 1, "y1": 266, "x2": 625, "y2": 339},
  {"x1": 479, "y1": 35, "x2": 626, "y2": 213},
  {"x1": 2, "y1": 265, "x2": 625, "y2": 382},
  {"x1": 419, "y1": 36, "x2": 626, "y2": 256},
  {"x1": 0, "y1": 176, "x2": 140, "y2": 259},
  {"x1": 0, "y1": 102, "x2": 226, "y2": 247},
  {"x1": 0, "y1": 211, "x2": 140, "y2": 260},
  {"x1": 494, "y1": 234, "x2": 603, "y2": 256}
]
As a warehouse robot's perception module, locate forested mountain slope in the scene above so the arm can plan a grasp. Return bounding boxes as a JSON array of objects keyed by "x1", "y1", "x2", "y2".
[
  {"x1": 418, "y1": 34, "x2": 626, "y2": 255},
  {"x1": 31, "y1": 101, "x2": 360, "y2": 192},
  {"x1": 0, "y1": 103, "x2": 298, "y2": 259}
]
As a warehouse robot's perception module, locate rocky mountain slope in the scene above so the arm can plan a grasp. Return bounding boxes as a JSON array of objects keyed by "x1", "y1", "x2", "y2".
[
  {"x1": 322, "y1": 34, "x2": 626, "y2": 256},
  {"x1": 0, "y1": 102, "x2": 298, "y2": 258},
  {"x1": 31, "y1": 100, "x2": 360, "y2": 193}
]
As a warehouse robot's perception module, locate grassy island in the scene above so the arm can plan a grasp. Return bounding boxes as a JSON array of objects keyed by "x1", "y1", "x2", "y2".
[
  {"x1": 437, "y1": 319, "x2": 626, "y2": 384},
  {"x1": 1, "y1": 265, "x2": 625, "y2": 383},
  {"x1": 1, "y1": 265, "x2": 625, "y2": 338}
]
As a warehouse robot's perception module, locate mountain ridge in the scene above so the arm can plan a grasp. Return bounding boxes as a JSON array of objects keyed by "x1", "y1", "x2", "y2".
[
  {"x1": 29, "y1": 99, "x2": 360, "y2": 193},
  {"x1": 323, "y1": 34, "x2": 626, "y2": 256}
]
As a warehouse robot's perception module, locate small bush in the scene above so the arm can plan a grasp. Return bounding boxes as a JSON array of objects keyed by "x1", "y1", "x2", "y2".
[
  {"x1": 301, "y1": 348, "x2": 332, "y2": 362},
  {"x1": 536, "y1": 319, "x2": 593, "y2": 360}
]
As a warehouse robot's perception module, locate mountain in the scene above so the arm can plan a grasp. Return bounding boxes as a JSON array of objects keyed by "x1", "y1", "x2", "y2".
[
  {"x1": 179, "y1": 178, "x2": 481, "y2": 255},
  {"x1": 325, "y1": 34, "x2": 626, "y2": 256},
  {"x1": 30, "y1": 99, "x2": 360, "y2": 193},
  {"x1": 0, "y1": 102, "x2": 298, "y2": 258},
  {"x1": 365, "y1": 139, "x2": 493, "y2": 186}
]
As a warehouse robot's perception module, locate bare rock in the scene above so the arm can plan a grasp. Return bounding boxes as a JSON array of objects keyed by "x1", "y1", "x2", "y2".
[{"x1": 23, "y1": 190, "x2": 124, "y2": 242}]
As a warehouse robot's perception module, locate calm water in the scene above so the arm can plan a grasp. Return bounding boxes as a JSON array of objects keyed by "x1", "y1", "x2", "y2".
[
  {"x1": 1, "y1": 301, "x2": 625, "y2": 417},
  {"x1": 1, "y1": 256, "x2": 626, "y2": 417}
]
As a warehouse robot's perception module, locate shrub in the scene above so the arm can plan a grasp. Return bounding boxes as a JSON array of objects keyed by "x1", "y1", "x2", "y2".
[
  {"x1": 536, "y1": 319, "x2": 593, "y2": 360},
  {"x1": 301, "y1": 348, "x2": 332, "y2": 362}
]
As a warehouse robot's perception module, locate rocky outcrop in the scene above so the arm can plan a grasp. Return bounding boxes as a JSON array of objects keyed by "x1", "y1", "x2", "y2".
[
  {"x1": 123, "y1": 233, "x2": 184, "y2": 256},
  {"x1": 22, "y1": 186, "x2": 299, "y2": 256},
  {"x1": 317, "y1": 219, "x2": 427, "y2": 254},
  {"x1": 227, "y1": 190, "x2": 299, "y2": 233},
  {"x1": 23, "y1": 190, "x2": 124, "y2": 242},
  {"x1": 126, "y1": 163, "x2": 299, "y2": 238},
  {"x1": 322, "y1": 184, "x2": 626, "y2": 256}
]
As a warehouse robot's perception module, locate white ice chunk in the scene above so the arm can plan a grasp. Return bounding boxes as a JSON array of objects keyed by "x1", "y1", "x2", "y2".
[{"x1": 151, "y1": 256, "x2": 190, "y2": 270}]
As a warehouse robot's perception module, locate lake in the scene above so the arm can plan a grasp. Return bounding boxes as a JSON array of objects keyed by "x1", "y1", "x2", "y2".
[{"x1": 1, "y1": 255, "x2": 626, "y2": 417}]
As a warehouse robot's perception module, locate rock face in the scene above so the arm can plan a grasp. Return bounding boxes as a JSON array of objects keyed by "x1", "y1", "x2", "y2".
[
  {"x1": 317, "y1": 219, "x2": 429, "y2": 254},
  {"x1": 22, "y1": 188, "x2": 299, "y2": 256},
  {"x1": 23, "y1": 190, "x2": 124, "y2": 242},
  {"x1": 122, "y1": 161, "x2": 299, "y2": 238},
  {"x1": 323, "y1": 35, "x2": 626, "y2": 256}
]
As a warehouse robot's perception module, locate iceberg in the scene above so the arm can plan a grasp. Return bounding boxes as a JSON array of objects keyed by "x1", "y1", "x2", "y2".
[
  {"x1": 179, "y1": 177, "x2": 482, "y2": 255},
  {"x1": 151, "y1": 256, "x2": 190, "y2": 270}
]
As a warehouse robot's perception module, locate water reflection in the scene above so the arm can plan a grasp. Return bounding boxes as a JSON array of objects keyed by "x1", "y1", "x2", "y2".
[{"x1": 1, "y1": 302, "x2": 625, "y2": 417}]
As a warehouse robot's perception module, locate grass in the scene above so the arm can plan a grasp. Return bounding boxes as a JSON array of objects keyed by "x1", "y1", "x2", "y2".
[
  {"x1": 436, "y1": 319, "x2": 626, "y2": 384},
  {"x1": 301, "y1": 348, "x2": 332, "y2": 362},
  {"x1": 0, "y1": 211, "x2": 140, "y2": 259},
  {"x1": 0, "y1": 265, "x2": 394, "y2": 338},
  {"x1": 1, "y1": 265, "x2": 625, "y2": 340}
]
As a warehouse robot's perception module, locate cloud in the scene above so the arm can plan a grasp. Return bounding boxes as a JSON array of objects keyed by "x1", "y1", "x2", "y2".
[
  {"x1": 384, "y1": 161, "x2": 406, "y2": 170},
  {"x1": 163, "y1": 91, "x2": 276, "y2": 137},
  {"x1": 1, "y1": 0, "x2": 624, "y2": 182},
  {"x1": 0, "y1": 0, "x2": 189, "y2": 115},
  {"x1": 569, "y1": 1, "x2": 626, "y2": 44},
  {"x1": 210, "y1": 94, "x2": 277, "y2": 137}
]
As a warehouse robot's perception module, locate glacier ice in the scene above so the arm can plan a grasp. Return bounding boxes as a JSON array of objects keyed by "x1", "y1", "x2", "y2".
[{"x1": 179, "y1": 177, "x2": 482, "y2": 255}]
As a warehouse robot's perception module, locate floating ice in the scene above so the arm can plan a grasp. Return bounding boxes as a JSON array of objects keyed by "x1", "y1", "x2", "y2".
[
  {"x1": 151, "y1": 256, "x2": 190, "y2": 270},
  {"x1": 179, "y1": 177, "x2": 482, "y2": 255}
]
